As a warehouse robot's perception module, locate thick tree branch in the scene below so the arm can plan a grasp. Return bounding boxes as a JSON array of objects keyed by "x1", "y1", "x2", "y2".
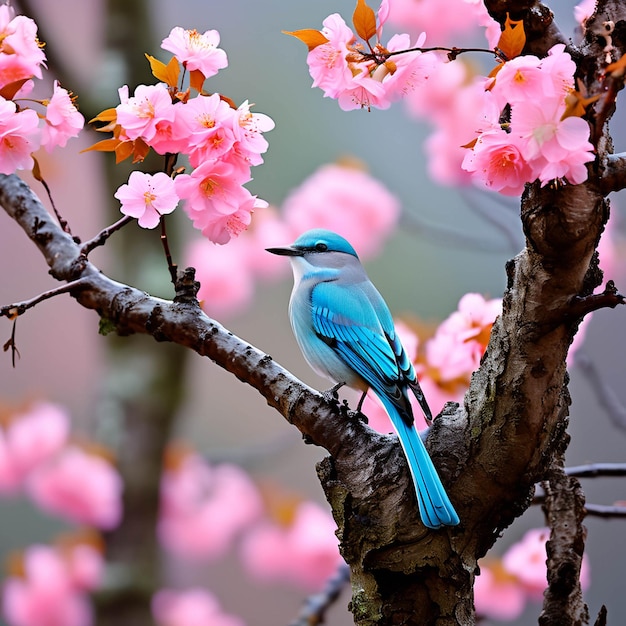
[{"x1": 539, "y1": 461, "x2": 589, "y2": 626}]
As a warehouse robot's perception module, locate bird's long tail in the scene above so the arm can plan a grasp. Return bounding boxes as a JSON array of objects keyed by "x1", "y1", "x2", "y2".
[{"x1": 381, "y1": 398, "x2": 459, "y2": 529}]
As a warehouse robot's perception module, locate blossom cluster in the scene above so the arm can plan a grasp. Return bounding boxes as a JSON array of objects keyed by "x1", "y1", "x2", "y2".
[
  {"x1": 289, "y1": 0, "x2": 435, "y2": 111},
  {"x1": 293, "y1": 0, "x2": 595, "y2": 193},
  {"x1": 0, "y1": 5, "x2": 84, "y2": 174},
  {"x1": 157, "y1": 445, "x2": 343, "y2": 592},
  {"x1": 3, "y1": 538, "x2": 103, "y2": 626},
  {"x1": 100, "y1": 26, "x2": 274, "y2": 244},
  {"x1": 462, "y1": 44, "x2": 595, "y2": 195},
  {"x1": 475, "y1": 528, "x2": 591, "y2": 621},
  {"x1": 0, "y1": 403, "x2": 343, "y2": 626},
  {"x1": 0, "y1": 402, "x2": 123, "y2": 529}
]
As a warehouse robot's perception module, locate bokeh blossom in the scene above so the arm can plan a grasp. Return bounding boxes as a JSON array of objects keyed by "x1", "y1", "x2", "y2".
[
  {"x1": 158, "y1": 449, "x2": 263, "y2": 560},
  {"x1": 475, "y1": 528, "x2": 591, "y2": 621},
  {"x1": 0, "y1": 402, "x2": 69, "y2": 493},
  {"x1": 2, "y1": 542, "x2": 103, "y2": 626},
  {"x1": 26, "y1": 446, "x2": 123, "y2": 530},
  {"x1": 281, "y1": 161, "x2": 400, "y2": 259},
  {"x1": 240, "y1": 500, "x2": 343, "y2": 590},
  {"x1": 152, "y1": 589, "x2": 244, "y2": 626}
]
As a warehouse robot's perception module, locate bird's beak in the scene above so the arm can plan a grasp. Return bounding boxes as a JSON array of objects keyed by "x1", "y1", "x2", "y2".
[{"x1": 266, "y1": 245, "x2": 304, "y2": 256}]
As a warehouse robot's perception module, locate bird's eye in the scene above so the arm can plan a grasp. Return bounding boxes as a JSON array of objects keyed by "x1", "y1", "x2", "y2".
[{"x1": 314, "y1": 242, "x2": 328, "y2": 252}]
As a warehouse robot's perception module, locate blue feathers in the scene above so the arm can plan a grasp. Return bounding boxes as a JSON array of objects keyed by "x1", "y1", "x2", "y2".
[{"x1": 267, "y1": 229, "x2": 459, "y2": 529}]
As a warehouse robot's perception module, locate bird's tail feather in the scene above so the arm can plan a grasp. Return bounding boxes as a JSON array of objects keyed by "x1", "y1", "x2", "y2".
[{"x1": 382, "y1": 398, "x2": 459, "y2": 529}]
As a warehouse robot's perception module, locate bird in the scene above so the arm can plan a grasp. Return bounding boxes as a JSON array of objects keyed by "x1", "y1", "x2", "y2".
[{"x1": 267, "y1": 228, "x2": 459, "y2": 529}]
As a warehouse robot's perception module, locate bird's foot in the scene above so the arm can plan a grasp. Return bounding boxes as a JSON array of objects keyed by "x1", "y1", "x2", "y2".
[{"x1": 339, "y1": 400, "x2": 368, "y2": 424}]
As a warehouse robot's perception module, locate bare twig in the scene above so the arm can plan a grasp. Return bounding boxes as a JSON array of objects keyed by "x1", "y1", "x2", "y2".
[
  {"x1": 0, "y1": 278, "x2": 89, "y2": 319},
  {"x1": 573, "y1": 351, "x2": 626, "y2": 432},
  {"x1": 567, "y1": 280, "x2": 625, "y2": 320},
  {"x1": 289, "y1": 562, "x2": 350, "y2": 626},
  {"x1": 81, "y1": 215, "x2": 134, "y2": 256},
  {"x1": 565, "y1": 463, "x2": 626, "y2": 478}
]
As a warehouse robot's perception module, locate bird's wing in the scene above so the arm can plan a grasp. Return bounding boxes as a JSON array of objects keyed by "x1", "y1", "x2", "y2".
[{"x1": 311, "y1": 281, "x2": 411, "y2": 416}]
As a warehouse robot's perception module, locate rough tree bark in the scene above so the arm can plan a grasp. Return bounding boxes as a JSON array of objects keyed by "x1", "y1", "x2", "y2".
[{"x1": 1, "y1": 1, "x2": 626, "y2": 625}]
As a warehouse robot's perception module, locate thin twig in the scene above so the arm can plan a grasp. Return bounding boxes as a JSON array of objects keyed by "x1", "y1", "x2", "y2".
[
  {"x1": 567, "y1": 280, "x2": 625, "y2": 320},
  {"x1": 289, "y1": 562, "x2": 350, "y2": 626},
  {"x1": 80, "y1": 215, "x2": 134, "y2": 256},
  {"x1": 573, "y1": 351, "x2": 626, "y2": 432},
  {"x1": 565, "y1": 463, "x2": 626, "y2": 478},
  {"x1": 400, "y1": 210, "x2": 516, "y2": 253},
  {"x1": 160, "y1": 215, "x2": 178, "y2": 285},
  {"x1": 37, "y1": 175, "x2": 74, "y2": 239},
  {"x1": 0, "y1": 278, "x2": 89, "y2": 319}
]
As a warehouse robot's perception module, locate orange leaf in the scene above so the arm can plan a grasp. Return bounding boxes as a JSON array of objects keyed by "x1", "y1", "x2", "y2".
[
  {"x1": 0, "y1": 78, "x2": 30, "y2": 101},
  {"x1": 497, "y1": 13, "x2": 526, "y2": 61},
  {"x1": 282, "y1": 29, "x2": 330, "y2": 52},
  {"x1": 114, "y1": 140, "x2": 134, "y2": 163},
  {"x1": 131, "y1": 137, "x2": 150, "y2": 163},
  {"x1": 145, "y1": 53, "x2": 180, "y2": 88},
  {"x1": 189, "y1": 69, "x2": 205, "y2": 93},
  {"x1": 80, "y1": 137, "x2": 121, "y2": 154},
  {"x1": 605, "y1": 54, "x2": 626, "y2": 77},
  {"x1": 89, "y1": 107, "x2": 117, "y2": 125},
  {"x1": 353, "y1": 0, "x2": 377, "y2": 43},
  {"x1": 31, "y1": 155, "x2": 43, "y2": 183}
]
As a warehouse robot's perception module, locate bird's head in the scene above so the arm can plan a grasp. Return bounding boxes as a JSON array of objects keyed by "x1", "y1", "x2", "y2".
[{"x1": 266, "y1": 229, "x2": 359, "y2": 261}]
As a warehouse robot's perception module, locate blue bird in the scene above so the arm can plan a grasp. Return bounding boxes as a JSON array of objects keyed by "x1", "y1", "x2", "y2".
[{"x1": 267, "y1": 228, "x2": 459, "y2": 529}]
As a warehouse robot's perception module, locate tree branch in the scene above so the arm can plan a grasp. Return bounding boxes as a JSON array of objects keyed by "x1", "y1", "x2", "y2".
[{"x1": 539, "y1": 461, "x2": 589, "y2": 626}]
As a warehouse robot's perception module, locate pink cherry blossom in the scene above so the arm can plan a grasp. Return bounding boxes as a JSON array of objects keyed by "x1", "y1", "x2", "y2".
[
  {"x1": 186, "y1": 236, "x2": 255, "y2": 318},
  {"x1": 373, "y1": 32, "x2": 431, "y2": 104},
  {"x1": 0, "y1": 7, "x2": 46, "y2": 91},
  {"x1": 511, "y1": 100, "x2": 594, "y2": 184},
  {"x1": 2, "y1": 544, "x2": 97, "y2": 626},
  {"x1": 161, "y1": 27, "x2": 228, "y2": 78},
  {"x1": 65, "y1": 544, "x2": 104, "y2": 591},
  {"x1": 474, "y1": 560, "x2": 527, "y2": 621},
  {"x1": 230, "y1": 100, "x2": 275, "y2": 170},
  {"x1": 146, "y1": 101, "x2": 188, "y2": 155},
  {"x1": 26, "y1": 446, "x2": 123, "y2": 530},
  {"x1": 385, "y1": 0, "x2": 496, "y2": 45},
  {"x1": 306, "y1": 14, "x2": 356, "y2": 100},
  {"x1": 425, "y1": 293, "x2": 501, "y2": 383},
  {"x1": 115, "y1": 83, "x2": 175, "y2": 143},
  {"x1": 337, "y1": 66, "x2": 390, "y2": 111},
  {"x1": 575, "y1": 0, "x2": 596, "y2": 25},
  {"x1": 0, "y1": 402, "x2": 70, "y2": 493},
  {"x1": 0, "y1": 97, "x2": 40, "y2": 174},
  {"x1": 114, "y1": 171, "x2": 179, "y2": 229},
  {"x1": 282, "y1": 162, "x2": 400, "y2": 259},
  {"x1": 177, "y1": 93, "x2": 236, "y2": 166},
  {"x1": 240, "y1": 501, "x2": 343, "y2": 590},
  {"x1": 158, "y1": 453, "x2": 262, "y2": 560},
  {"x1": 174, "y1": 160, "x2": 265, "y2": 243},
  {"x1": 490, "y1": 53, "x2": 544, "y2": 109},
  {"x1": 152, "y1": 589, "x2": 244, "y2": 626},
  {"x1": 462, "y1": 128, "x2": 533, "y2": 196},
  {"x1": 41, "y1": 81, "x2": 84, "y2": 152}
]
